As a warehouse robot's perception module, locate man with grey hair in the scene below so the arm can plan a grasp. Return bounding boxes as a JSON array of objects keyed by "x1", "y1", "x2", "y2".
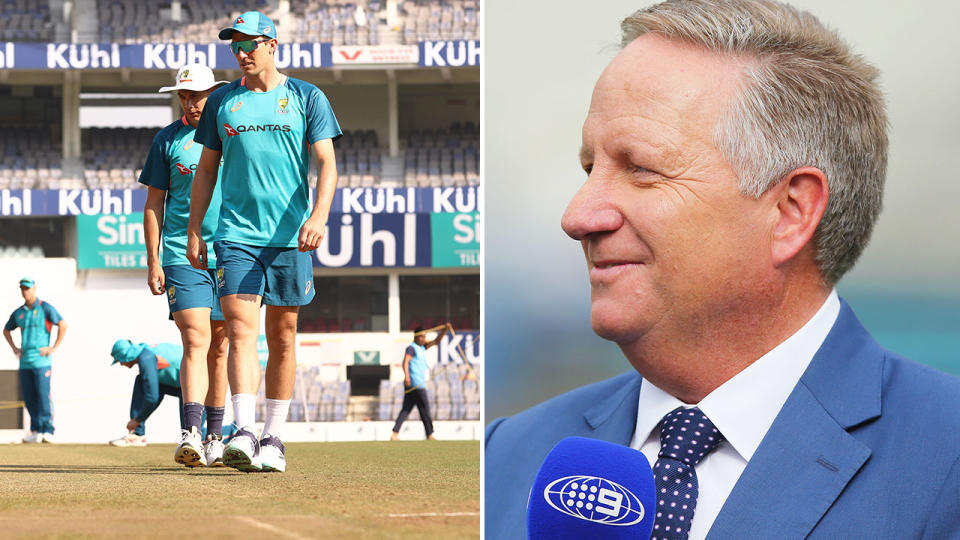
[{"x1": 485, "y1": 1, "x2": 960, "y2": 538}]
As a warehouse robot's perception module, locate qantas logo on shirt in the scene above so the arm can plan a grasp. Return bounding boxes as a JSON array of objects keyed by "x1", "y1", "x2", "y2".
[
  {"x1": 175, "y1": 163, "x2": 192, "y2": 175},
  {"x1": 224, "y1": 123, "x2": 292, "y2": 135}
]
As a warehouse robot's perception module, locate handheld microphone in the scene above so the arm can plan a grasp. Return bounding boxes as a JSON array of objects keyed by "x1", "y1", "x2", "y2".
[{"x1": 527, "y1": 436, "x2": 656, "y2": 539}]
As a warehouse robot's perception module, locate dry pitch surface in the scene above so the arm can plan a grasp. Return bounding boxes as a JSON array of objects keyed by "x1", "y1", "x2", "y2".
[{"x1": 0, "y1": 441, "x2": 480, "y2": 539}]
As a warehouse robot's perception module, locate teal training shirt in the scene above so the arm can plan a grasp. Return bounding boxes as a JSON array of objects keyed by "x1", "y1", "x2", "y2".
[
  {"x1": 4, "y1": 299, "x2": 63, "y2": 369},
  {"x1": 138, "y1": 116, "x2": 222, "y2": 266},
  {"x1": 147, "y1": 342, "x2": 182, "y2": 388},
  {"x1": 195, "y1": 76, "x2": 342, "y2": 247},
  {"x1": 406, "y1": 343, "x2": 428, "y2": 389}
]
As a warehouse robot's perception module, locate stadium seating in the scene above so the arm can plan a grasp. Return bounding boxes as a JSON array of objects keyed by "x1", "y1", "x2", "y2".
[
  {"x1": 399, "y1": 0, "x2": 478, "y2": 44},
  {"x1": 0, "y1": 0, "x2": 56, "y2": 42},
  {"x1": 330, "y1": 129, "x2": 383, "y2": 188},
  {"x1": 93, "y1": 0, "x2": 270, "y2": 44},
  {"x1": 81, "y1": 127, "x2": 153, "y2": 189},
  {"x1": 403, "y1": 121, "x2": 478, "y2": 188},
  {"x1": 290, "y1": 0, "x2": 384, "y2": 46},
  {"x1": 84, "y1": 0, "x2": 476, "y2": 45},
  {"x1": 0, "y1": 129, "x2": 64, "y2": 190}
]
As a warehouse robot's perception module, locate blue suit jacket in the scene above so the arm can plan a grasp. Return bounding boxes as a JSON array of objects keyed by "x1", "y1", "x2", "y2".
[{"x1": 486, "y1": 301, "x2": 960, "y2": 538}]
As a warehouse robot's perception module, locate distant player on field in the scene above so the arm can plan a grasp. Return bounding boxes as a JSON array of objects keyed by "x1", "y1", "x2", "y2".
[
  {"x1": 3, "y1": 278, "x2": 67, "y2": 444},
  {"x1": 187, "y1": 11, "x2": 341, "y2": 472},
  {"x1": 391, "y1": 326, "x2": 447, "y2": 441},
  {"x1": 139, "y1": 64, "x2": 230, "y2": 467}
]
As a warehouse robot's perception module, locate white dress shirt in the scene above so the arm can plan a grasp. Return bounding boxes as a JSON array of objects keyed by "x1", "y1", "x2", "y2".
[{"x1": 629, "y1": 289, "x2": 841, "y2": 540}]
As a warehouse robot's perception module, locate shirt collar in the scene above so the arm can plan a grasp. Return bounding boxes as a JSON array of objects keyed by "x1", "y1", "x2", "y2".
[{"x1": 633, "y1": 289, "x2": 840, "y2": 461}]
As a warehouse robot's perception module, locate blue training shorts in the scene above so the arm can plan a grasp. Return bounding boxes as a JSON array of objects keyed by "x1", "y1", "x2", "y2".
[
  {"x1": 214, "y1": 240, "x2": 316, "y2": 307},
  {"x1": 164, "y1": 265, "x2": 224, "y2": 321}
]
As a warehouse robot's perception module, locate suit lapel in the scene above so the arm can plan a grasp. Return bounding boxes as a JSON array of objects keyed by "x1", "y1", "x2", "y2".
[
  {"x1": 582, "y1": 372, "x2": 643, "y2": 445},
  {"x1": 707, "y1": 301, "x2": 883, "y2": 539}
]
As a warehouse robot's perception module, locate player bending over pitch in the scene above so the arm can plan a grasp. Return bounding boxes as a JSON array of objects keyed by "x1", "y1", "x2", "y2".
[
  {"x1": 139, "y1": 64, "x2": 230, "y2": 467},
  {"x1": 109, "y1": 339, "x2": 225, "y2": 467}
]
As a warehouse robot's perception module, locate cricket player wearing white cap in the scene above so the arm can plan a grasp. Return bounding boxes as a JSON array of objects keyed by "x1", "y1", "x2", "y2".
[{"x1": 137, "y1": 63, "x2": 231, "y2": 468}]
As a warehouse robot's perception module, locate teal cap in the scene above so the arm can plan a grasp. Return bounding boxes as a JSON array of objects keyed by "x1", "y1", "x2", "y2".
[
  {"x1": 219, "y1": 11, "x2": 277, "y2": 40},
  {"x1": 111, "y1": 339, "x2": 132, "y2": 364},
  {"x1": 19, "y1": 277, "x2": 34, "y2": 288}
]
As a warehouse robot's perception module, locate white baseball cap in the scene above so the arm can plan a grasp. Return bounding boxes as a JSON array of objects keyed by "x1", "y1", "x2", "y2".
[{"x1": 158, "y1": 63, "x2": 229, "y2": 93}]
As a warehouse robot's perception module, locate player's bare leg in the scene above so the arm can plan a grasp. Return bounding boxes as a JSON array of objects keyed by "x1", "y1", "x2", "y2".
[
  {"x1": 203, "y1": 319, "x2": 229, "y2": 467},
  {"x1": 174, "y1": 307, "x2": 212, "y2": 404},
  {"x1": 264, "y1": 305, "x2": 298, "y2": 403},
  {"x1": 172, "y1": 307, "x2": 212, "y2": 467},
  {"x1": 259, "y1": 305, "x2": 299, "y2": 472},
  {"x1": 220, "y1": 293, "x2": 263, "y2": 472}
]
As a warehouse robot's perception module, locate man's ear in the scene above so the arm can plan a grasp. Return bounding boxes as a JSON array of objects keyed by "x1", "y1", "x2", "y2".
[{"x1": 769, "y1": 166, "x2": 829, "y2": 267}]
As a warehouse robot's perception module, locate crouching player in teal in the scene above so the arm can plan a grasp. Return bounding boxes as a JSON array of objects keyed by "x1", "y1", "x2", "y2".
[
  {"x1": 187, "y1": 11, "x2": 341, "y2": 472},
  {"x1": 108, "y1": 340, "x2": 186, "y2": 449},
  {"x1": 139, "y1": 64, "x2": 231, "y2": 467}
]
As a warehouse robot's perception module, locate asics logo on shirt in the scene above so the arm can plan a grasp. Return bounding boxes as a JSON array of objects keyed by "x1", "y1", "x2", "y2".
[{"x1": 230, "y1": 101, "x2": 243, "y2": 112}]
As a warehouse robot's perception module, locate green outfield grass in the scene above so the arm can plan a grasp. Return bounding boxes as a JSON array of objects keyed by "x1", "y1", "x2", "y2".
[{"x1": 0, "y1": 441, "x2": 480, "y2": 539}]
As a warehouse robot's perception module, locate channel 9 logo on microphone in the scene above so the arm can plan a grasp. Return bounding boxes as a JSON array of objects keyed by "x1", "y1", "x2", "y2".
[{"x1": 542, "y1": 475, "x2": 645, "y2": 526}]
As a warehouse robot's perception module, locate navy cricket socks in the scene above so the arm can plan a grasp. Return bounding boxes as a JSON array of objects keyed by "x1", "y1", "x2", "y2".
[
  {"x1": 205, "y1": 405, "x2": 225, "y2": 438},
  {"x1": 184, "y1": 402, "x2": 204, "y2": 432}
]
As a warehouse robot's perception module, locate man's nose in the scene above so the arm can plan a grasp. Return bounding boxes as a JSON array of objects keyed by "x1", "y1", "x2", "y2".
[{"x1": 560, "y1": 176, "x2": 623, "y2": 241}]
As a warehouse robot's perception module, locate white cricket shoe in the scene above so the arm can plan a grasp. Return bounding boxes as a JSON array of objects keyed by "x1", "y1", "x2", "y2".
[
  {"x1": 40, "y1": 433, "x2": 56, "y2": 444},
  {"x1": 204, "y1": 435, "x2": 226, "y2": 467},
  {"x1": 174, "y1": 427, "x2": 207, "y2": 467},
  {"x1": 22, "y1": 432, "x2": 40, "y2": 444},
  {"x1": 110, "y1": 433, "x2": 147, "y2": 447},
  {"x1": 259, "y1": 435, "x2": 286, "y2": 473},
  {"x1": 223, "y1": 427, "x2": 261, "y2": 472}
]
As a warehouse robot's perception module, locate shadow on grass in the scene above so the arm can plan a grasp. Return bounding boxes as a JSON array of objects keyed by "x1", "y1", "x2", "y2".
[{"x1": 0, "y1": 464, "x2": 238, "y2": 476}]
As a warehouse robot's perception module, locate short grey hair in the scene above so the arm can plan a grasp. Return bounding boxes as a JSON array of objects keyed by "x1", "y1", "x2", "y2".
[{"x1": 622, "y1": 0, "x2": 887, "y2": 285}]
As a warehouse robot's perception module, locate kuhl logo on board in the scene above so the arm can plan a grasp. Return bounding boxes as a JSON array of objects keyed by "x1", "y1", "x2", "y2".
[
  {"x1": 542, "y1": 475, "x2": 645, "y2": 526},
  {"x1": 143, "y1": 44, "x2": 218, "y2": 69},
  {"x1": 419, "y1": 40, "x2": 480, "y2": 67}
]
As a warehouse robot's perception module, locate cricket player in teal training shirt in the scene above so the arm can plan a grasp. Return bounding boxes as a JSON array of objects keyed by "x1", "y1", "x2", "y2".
[
  {"x1": 3, "y1": 277, "x2": 67, "y2": 443},
  {"x1": 187, "y1": 10, "x2": 341, "y2": 473},
  {"x1": 139, "y1": 63, "x2": 230, "y2": 468}
]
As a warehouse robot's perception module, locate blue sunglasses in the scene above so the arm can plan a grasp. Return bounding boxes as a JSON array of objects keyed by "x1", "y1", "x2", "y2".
[{"x1": 230, "y1": 38, "x2": 269, "y2": 54}]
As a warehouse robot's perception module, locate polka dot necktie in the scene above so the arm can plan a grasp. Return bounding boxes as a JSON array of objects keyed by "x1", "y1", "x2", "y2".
[{"x1": 650, "y1": 407, "x2": 725, "y2": 540}]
